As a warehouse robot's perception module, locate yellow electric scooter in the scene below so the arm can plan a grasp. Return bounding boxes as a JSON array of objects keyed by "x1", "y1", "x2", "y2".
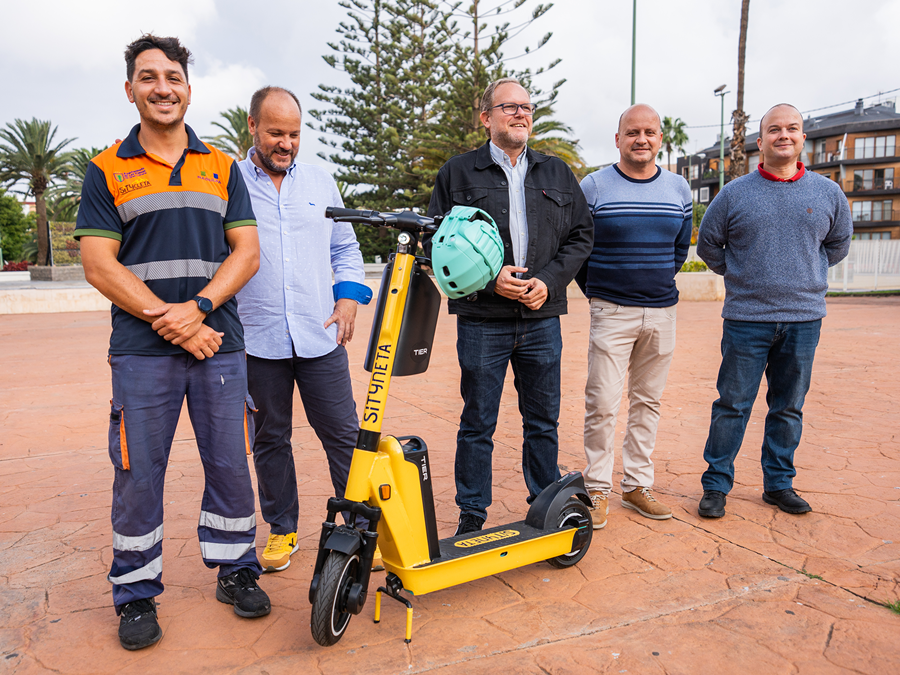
[{"x1": 308, "y1": 206, "x2": 593, "y2": 647}]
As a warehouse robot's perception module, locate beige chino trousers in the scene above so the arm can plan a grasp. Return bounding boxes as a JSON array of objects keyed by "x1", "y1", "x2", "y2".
[{"x1": 583, "y1": 298, "x2": 676, "y2": 494}]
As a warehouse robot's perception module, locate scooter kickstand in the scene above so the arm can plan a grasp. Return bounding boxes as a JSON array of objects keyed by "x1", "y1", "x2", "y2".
[{"x1": 375, "y1": 574, "x2": 415, "y2": 643}]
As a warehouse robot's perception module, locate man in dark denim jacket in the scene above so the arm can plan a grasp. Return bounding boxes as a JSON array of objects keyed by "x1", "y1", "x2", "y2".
[{"x1": 426, "y1": 77, "x2": 593, "y2": 536}]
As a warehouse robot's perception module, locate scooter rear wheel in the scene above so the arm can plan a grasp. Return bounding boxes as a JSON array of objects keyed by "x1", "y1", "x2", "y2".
[
  {"x1": 547, "y1": 498, "x2": 592, "y2": 569},
  {"x1": 311, "y1": 551, "x2": 360, "y2": 646}
]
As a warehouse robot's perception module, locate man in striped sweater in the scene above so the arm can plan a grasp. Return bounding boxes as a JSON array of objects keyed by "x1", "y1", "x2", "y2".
[{"x1": 575, "y1": 104, "x2": 692, "y2": 529}]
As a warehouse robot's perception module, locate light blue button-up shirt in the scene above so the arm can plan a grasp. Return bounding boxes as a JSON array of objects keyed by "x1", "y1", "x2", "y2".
[
  {"x1": 489, "y1": 140, "x2": 529, "y2": 269},
  {"x1": 236, "y1": 149, "x2": 368, "y2": 359}
]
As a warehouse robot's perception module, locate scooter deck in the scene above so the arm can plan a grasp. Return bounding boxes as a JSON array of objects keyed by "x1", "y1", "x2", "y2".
[
  {"x1": 382, "y1": 519, "x2": 580, "y2": 596},
  {"x1": 428, "y1": 520, "x2": 546, "y2": 564}
]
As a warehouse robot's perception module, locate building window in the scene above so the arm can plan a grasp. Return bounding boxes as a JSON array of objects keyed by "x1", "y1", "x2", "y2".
[
  {"x1": 856, "y1": 231, "x2": 892, "y2": 240},
  {"x1": 853, "y1": 135, "x2": 896, "y2": 159},
  {"x1": 852, "y1": 200, "x2": 893, "y2": 222},
  {"x1": 748, "y1": 153, "x2": 761, "y2": 172},
  {"x1": 682, "y1": 164, "x2": 699, "y2": 180},
  {"x1": 853, "y1": 168, "x2": 894, "y2": 191},
  {"x1": 692, "y1": 188, "x2": 699, "y2": 203},
  {"x1": 699, "y1": 187, "x2": 710, "y2": 203}
]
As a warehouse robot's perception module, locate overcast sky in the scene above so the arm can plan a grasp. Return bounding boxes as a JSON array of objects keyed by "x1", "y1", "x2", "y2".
[{"x1": 2, "y1": 0, "x2": 898, "y2": 175}]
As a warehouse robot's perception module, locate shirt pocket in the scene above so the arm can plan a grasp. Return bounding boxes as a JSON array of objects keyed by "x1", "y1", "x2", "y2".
[
  {"x1": 451, "y1": 186, "x2": 490, "y2": 209},
  {"x1": 541, "y1": 188, "x2": 574, "y2": 233}
]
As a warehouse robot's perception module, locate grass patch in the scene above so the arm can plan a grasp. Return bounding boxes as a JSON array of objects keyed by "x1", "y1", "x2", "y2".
[
  {"x1": 800, "y1": 569, "x2": 824, "y2": 581},
  {"x1": 886, "y1": 600, "x2": 900, "y2": 615},
  {"x1": 827, "y1": 289, "x2": 900, "y2": 297}
]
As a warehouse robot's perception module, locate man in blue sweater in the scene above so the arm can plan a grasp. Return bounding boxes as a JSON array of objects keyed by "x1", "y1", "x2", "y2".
[
  {"x1": 696, "y1": 104, "x2": 852, "y2": 518},
  {"x1": 575, "y1": 104, "x2": 692, "y2": 529}
]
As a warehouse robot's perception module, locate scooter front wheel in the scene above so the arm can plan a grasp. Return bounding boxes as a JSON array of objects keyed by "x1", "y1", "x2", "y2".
[
  {"x1": 311, "y1": 551, "x2": 360, "y2": 646},
  {"x1": 547, "y1": 497, "x2": 592, "y2": 569}
]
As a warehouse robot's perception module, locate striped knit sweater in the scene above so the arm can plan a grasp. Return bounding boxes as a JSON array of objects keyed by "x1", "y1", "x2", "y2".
[{"x1": 575, "y1": 164, "x2": 692, "y2": 307}]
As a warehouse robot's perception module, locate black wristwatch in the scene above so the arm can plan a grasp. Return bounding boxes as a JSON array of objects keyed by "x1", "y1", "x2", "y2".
[{"x1": 193, "y1": 296, "x2": 213, "y2": 314}]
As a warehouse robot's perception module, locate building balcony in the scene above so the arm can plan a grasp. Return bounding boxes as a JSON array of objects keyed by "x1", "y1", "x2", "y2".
[
  {"x1": 846, "y1": 178, "x2": 896, "y2": 192},
  {"x1": 813, "y1": 146, "x2": 898, "y2": 164}
]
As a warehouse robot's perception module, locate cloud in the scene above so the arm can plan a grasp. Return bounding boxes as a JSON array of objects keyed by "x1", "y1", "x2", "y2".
[
  {"x1": 188, "y1": 61, "x2": 268, "y2": 135},
  {"x1": 0, "y1": 0, "x2": 217, "y2": 70}
]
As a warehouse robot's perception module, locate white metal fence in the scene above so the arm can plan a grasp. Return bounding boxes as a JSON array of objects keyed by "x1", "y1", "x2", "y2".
[
  {"x1": 829, "y1": 239, "x2": 900, "y2": 292},
  {"x1": 686, "y1": 241, "x2": 900, "y2": 292}
]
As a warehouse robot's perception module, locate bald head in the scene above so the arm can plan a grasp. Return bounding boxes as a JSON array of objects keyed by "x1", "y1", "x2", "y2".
[
  {"x1": 618, "y1": 104, "x2": 661, "y2": 134},
  {"x1": 759, "y1": 103, "x2": 802, "y2": 135}
]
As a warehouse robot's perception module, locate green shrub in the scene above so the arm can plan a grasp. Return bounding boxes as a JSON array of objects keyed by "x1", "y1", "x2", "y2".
[{"x1": 680, "y1": 260, "x2": 708, "y2": 273}]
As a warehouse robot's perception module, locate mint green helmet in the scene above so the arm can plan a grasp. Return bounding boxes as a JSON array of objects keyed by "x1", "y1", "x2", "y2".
[{"x1": 431, "y1": 206, "x2": 505, "y2": 298}]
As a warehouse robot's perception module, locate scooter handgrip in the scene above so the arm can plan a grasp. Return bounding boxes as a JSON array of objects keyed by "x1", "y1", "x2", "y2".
[{"x1": 325, "y1": 207, "x2": 381, "y2": 221}]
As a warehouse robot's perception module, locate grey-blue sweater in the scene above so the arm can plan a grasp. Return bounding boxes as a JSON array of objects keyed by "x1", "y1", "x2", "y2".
[{"x1": 697, "y1": 169, "x2": 852, "y2": 322}]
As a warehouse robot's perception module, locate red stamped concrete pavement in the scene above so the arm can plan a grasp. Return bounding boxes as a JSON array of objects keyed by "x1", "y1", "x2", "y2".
[{"x1": 1, "y1": 296, "x2": 898, "y2": 674}]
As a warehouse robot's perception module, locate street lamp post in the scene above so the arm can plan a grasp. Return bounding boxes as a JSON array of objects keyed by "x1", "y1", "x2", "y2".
[
  {"x1": 714, "y1": 84, "x2": 729, "y2": 191},
  {"x1": 631, "y1": 0, "x2": 637, "y2": 105}
]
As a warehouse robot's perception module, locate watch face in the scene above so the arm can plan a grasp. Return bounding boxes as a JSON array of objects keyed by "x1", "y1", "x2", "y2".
[{"x1": 196, "y1": 296, "x2": 213, "y2": 313}]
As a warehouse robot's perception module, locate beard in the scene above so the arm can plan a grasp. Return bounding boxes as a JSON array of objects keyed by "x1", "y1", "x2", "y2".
[
  {"x1": 252, "y1": 134, "x2": 295, "y2": 174},
  {"x1": 491, "y1": 126, "x2": 530, "y2": 152}
]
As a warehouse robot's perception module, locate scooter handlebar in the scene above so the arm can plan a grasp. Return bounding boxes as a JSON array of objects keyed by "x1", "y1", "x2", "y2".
[
  {"x1": 325, "y1": 206, "x2": 440, "y2": 233},
  {"x1": 325, "y1": 207, "x2": 383, "y2": 223}
]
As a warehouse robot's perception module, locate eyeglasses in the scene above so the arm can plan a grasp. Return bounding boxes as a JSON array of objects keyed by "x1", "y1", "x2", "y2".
[{"x1": 490, "y1": 103, "x2": 536, "y2": 116}]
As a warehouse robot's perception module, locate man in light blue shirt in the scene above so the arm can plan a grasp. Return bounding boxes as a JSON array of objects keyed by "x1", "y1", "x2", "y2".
[{"x1": 236, "y1": 86, "x2": 371, "y2": 572}]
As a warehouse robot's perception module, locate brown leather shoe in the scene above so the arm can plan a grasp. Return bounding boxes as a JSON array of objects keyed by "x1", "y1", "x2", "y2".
[
  {"x1": 622, "y1": 487, "x2": 672, "y2": 520},
  {"x1": 588, "y1": 490, "x2": 608, "y2": 529}
]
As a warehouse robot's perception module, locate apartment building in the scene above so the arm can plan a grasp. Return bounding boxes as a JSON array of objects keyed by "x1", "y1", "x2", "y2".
[{"x1": 677, "y1": 99, "x2": 900, "y2": 239}]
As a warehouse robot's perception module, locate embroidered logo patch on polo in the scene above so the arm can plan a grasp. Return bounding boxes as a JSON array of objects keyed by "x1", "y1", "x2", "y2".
[
  {"x1": 114, "y1": 167, "x2": 148, "y2": 182},
  {"x1": 198, "y1": 170, "x2": 222, "y2": 184}
]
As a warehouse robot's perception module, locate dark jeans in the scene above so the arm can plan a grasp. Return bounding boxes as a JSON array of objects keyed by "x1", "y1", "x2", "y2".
[
  {"x1": 247, "y1": 345, "x2": 358, "y2": 534},
  {"x1": 455, "y1": 315, "x2": 563, "y2": 519},
  {"x1": 701, "y1": 319, "x2": 821, "y2": 494}
]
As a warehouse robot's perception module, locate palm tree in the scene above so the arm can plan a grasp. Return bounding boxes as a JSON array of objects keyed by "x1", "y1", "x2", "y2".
[
  {"x1": 660, "y1": 116, "x2": 689, "y2": 173},
  {"x1": 728, "y1": 0, "x2": 751, "y2": 180},
  {"x1": 528, "y1": 107, "x2": 594, "y2": 180},
  {"x1": 48, "y1": 146, "x2": 108, "y2": 221},
  {"x1": 0, "y1": 118, "x2": 75, "y2": 266},
  {"x1": 203, "y1": 107, "x2": 252, "y2": 160}
]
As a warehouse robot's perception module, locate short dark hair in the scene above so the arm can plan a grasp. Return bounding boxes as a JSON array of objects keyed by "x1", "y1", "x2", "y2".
[
  {"x1": 249, "y1": 86, "x2": 303, "y2": 122},
  {"x1": 124, "y1": 34, "x2": 193, "y2": 82}
]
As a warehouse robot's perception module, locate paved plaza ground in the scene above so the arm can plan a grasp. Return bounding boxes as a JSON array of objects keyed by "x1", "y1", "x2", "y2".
[{"x1": 1, "y1": 296, "x2": 898, "y2": 674}]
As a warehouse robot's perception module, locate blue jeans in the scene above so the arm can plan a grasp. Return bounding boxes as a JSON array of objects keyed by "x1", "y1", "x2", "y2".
[
  {"x1": 455, "y1": 315, "x2": 563, "y2": 519},
  {"x1": 701, "y1": 319, "x2": 821, "y2": 494}
]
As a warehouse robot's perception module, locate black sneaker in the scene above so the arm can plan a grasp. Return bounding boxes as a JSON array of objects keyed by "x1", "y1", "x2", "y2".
[
  {"x1": 698, "y1": 490, "x2": 726, "y2": 518},
  {"x1": 455, "y1": 512, "x2": 485, "y2": 536},
  {"x1": 216, "y1": 568, "x2": 271, "y2": 618},
  {"x1": 118, "y1": 598, "x2": 162, "y2": 651},
  {"x1": 763, "y1": 488, "x2": 811, "y2": 514}
]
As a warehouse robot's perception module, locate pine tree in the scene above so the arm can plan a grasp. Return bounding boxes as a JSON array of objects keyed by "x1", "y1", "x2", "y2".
[{"x1": 312, "y1": 0, "x2": 587, "y2": 262}]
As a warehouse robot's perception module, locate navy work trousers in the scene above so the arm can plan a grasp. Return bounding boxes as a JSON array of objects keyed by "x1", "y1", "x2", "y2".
[{"x1": 107, "y1": 351, "x2": 261, "y2": 612}]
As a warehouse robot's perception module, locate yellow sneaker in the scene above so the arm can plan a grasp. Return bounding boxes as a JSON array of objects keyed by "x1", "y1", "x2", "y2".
[
  {"x1": 260, "y1": 532, "x2": 298, "y2": 572},
  {"x1": 372, "y1": 544, "x2": 384, "y2": 572}
]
